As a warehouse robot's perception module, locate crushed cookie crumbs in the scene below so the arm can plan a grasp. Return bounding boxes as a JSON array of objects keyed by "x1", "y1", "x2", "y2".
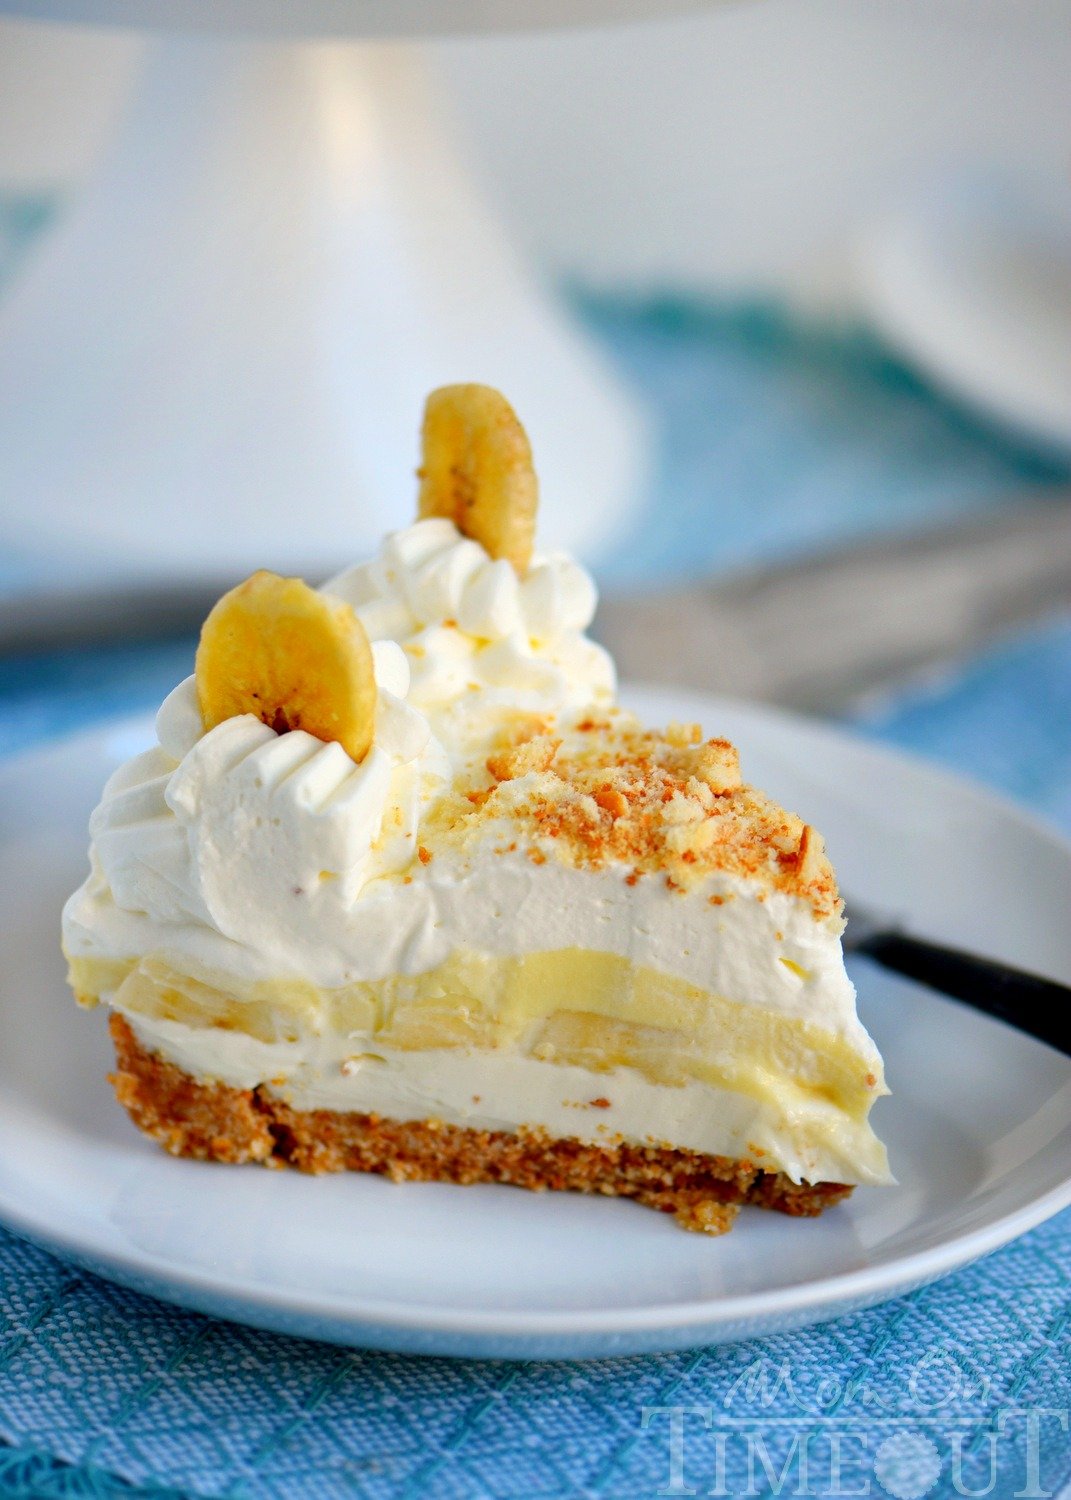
[
  {"x1": 421, "y1": 710, "x2": 841, "y2": 919},
  {"x1": 487, "y1": 735, "x2": 560, "y2": 782},
  {"x1": 594, "y1": 784, "x2": 629, "y2": 819}
]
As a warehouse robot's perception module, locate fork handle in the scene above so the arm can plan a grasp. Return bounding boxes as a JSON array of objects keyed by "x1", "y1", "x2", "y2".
[{"x1": 856, "y1": 932, "x2": 1071, "y2": 1059}]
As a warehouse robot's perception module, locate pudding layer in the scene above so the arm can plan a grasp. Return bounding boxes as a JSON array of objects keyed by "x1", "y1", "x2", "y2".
[
  {"x1": 70, "y1": 948, "x2": 890, "y2": 1186},
  {"x1": 109, "y1": 1014, "x2": 855, "y2": 1236}
]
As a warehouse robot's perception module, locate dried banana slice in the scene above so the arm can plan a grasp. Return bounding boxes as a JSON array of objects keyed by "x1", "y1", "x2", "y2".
[
  {"x1": 195, "y1": 571, "x2": 377, "y2": 763},
  {"x1": 417, "y1": 384, "x2": 538, "y2": 574}
]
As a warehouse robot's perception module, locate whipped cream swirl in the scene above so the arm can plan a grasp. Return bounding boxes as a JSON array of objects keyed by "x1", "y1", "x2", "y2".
[
  {"x1": 87, "y1": 643, "x2": 449, "y2": 972},
  {"x1": 75, "y1": 522, "x2": 615, "y2": 973},
  {"x1": 323, "y1": 519, "x2": 615, "y2": 755}
]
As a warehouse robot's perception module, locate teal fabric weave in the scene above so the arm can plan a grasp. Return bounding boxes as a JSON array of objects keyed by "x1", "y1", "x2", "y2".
[{"x1": 1, "y1": 1204, "x2": 1071, "y2": 1498}]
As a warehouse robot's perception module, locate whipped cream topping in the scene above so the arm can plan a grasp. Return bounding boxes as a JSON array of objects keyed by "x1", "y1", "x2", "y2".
[
  {"x1": 74, "y1": 523, "x2": 616, "y2": 977},
  {"x1": 85, "y1": 643, "x2": 449, "y2": 973},
  {"x1": 68, "y1": 841, "x2": 871, "y2": 1037},
  {"x1": 323, "y1": 519, "x2": 615, "y2": 757}
]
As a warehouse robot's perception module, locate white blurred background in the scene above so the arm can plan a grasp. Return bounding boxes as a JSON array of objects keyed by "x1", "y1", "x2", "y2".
[{"x1": 2, "y1": 0, "x2": 1069, "y2": 303}]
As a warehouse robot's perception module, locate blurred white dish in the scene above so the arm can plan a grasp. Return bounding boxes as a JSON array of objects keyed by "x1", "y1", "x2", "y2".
[
  {"x1": 0, "y1": 0, "x2": 714, "y2": 34},
  {"x1": 856, "y1": 174, "x2": 1071, "y2": 455},
  {"x1": 0, "y1": 0, "x2": 698, "y2": 574},
  {"x1": 1, "y1": 685, "x2": 1069, "y2": 1359},
  {"x1": 0, "y1": 37, "x2": 649, "y2": 577}
]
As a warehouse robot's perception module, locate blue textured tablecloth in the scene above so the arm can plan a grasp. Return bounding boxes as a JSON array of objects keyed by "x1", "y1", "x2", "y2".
[{"x1": 2, "y1": 264, "x2": 1071, "y2": 1497}]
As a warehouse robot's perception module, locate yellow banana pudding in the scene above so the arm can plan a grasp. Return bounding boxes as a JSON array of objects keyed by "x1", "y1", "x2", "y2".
[{"x1": 62, "y1": 385, "x2": 890, "y2": 1234}]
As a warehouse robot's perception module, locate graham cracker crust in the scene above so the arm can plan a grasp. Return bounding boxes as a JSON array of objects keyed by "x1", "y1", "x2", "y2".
[{"x1": 108, "y1": 1014, "x2": 852, "y2": 1235}]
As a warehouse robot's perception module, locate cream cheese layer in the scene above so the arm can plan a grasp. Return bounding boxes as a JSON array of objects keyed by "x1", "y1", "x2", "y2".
[
  {"x1": 70, "y1": 925, "x2": 890, "y2": 1186},
  {"x1": 118, "y1": 1003, "x2": 889, "y2": 1187}
]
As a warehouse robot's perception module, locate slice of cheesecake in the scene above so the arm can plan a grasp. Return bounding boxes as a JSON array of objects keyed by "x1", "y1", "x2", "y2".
[{"x1": 63, "y1": 384, "x2": 890, "y2": 1234}]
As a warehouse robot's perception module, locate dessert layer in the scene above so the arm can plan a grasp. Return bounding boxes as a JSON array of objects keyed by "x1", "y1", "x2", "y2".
[
  {"x1": 110, "y1": 1015, "x2": 854, "y2": 1236},
  {"x1": 63, "y1": 524, "x2": 847, "y2": 1004},
  {"x1": 71, "y1": 948, "x2": 891, "y2": 1186},
  {"x1": 64, "y1": 844, "x2": 866, "y2": 1039}
]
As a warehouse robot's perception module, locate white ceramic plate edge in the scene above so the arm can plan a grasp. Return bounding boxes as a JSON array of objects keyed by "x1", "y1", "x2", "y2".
[{"x1": 2, "y1": 1152, "x2": 1070, "y2": 1359}]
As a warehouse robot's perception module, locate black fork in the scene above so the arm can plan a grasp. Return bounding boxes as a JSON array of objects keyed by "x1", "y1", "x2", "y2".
[{"x1": 842, "y1": 899, "x2": 1071, "y2": 1059}]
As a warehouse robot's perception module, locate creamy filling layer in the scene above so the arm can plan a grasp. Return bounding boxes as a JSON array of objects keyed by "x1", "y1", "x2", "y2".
[
  {"x1": 121, "y1": 1009, "x2": 889, "y2": 1187},
  {"x1": 63, "y1": 847, "x2": 869, "y2": 1046},
  {"x1": 73, "y1": 947, "x2": 890, "y2": 1186}
]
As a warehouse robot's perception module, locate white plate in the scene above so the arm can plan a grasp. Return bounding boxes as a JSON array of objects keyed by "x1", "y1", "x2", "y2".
[{"x1": 1, "y1": 686, "x2": 1069, "y2": 1360}]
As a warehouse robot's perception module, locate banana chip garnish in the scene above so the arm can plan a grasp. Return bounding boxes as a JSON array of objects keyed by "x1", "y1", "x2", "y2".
[
  {"x1": 417, "y1": 383, "x2": 538, "y2": 575},
  {"x1": 196, "y1": 571, "x2": 377, "y2": 764}
]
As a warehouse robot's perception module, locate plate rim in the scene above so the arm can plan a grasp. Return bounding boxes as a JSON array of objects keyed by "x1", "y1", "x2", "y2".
[
  {"x1": 2, "y1": 688, "x2": 1070, "y2": 1352},
  {"x1": 1, "y1": 1152, "x2": 1069, "y2": 1342}
]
